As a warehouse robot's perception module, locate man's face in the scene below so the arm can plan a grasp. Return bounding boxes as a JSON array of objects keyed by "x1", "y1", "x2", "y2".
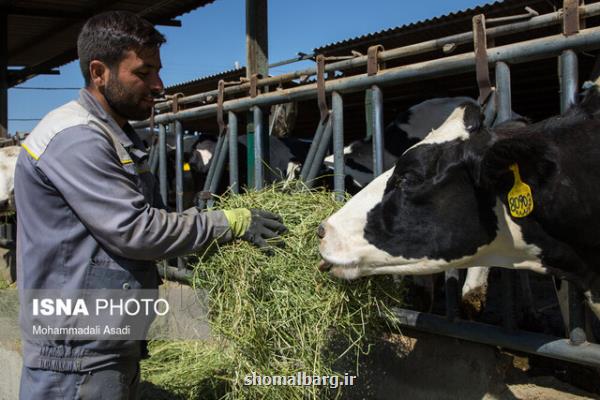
[{"x1": 102, "y1": 48, "x2": 163, "y2": 121}]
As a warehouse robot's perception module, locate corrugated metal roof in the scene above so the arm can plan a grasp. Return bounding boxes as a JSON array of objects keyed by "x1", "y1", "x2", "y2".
[
  {"x1": 314, "y1": 0, "x2": 562, "y2": 54},
  {"x1": 5, "y1": 0, "x2": 216, "y2": 86},
  {"x1": 166, "y1": 67, "x2": 247, "y2": 95}
]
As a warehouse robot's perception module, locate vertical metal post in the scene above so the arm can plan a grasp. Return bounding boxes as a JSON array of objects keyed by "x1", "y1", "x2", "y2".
[
  {"x1": 207, "y1": 134, "x2": 229, "y2": 209},
  {"x1": 253, "y1": 106, "x2": 264, "y2": 190},
  {"x1": 306, "y1": 117, "x2": 333, "y2": 187},
  {"x1": 175, "y1": 120, "x2": 185, "y2": 270},
  {"x1": 371, "y1": 85, "x2": 384, "y2": 177},
  {"x1": 158, "y1": 124, "x2": 168, "y2": 207},
  {"x1": 560, "y1": 50, "x2": 578, "y2": 113},
  {"x1": 494, "y1": 62, "x2": 512, "y2": 124},
  {"x1": 494, "y1": 61, "x2": 517, "y2": 331},
  {"x1": 300, "y1": 119, "x2": 327, "y2": 181},
  {"x1": 0, "y1": 12, "x2": 8, "y2": 138},
  {"x1": 228, "y1": 111, "x2": 239, "y2": 194},
  {"x1": 364, "y1": 89, "x2": 373, "y2": 140},
  {"x1": 559, "y1": 48, "x2": 586, "y2": 344},
  {"x1": 175, "y1": 121, "x2": 184, "y2": 214},
  {"x1": 199, "y1": 134, "x2": 225, "y2": 209},
  {"x1": 445, "y1": 269, "x2": 460, "y2": 321},
  {"x1": 332, "y1": 92, "x2": 345, "y2": 201}
]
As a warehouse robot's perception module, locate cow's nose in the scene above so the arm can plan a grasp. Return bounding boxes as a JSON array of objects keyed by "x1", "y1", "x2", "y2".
[{"x1": 317, "y1": 223, "x2": 326, "y2": 239}]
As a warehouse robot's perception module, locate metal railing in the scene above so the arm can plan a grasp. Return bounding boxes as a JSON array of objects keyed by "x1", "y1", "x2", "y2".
[{"x1": 136, "y1": 3, "x2": 600, "y2": 368}]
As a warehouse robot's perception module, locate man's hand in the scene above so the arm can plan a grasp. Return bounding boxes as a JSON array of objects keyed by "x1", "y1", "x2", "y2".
[{"x1": 223, "y1": 208, "x2": 288, "y2": 250}]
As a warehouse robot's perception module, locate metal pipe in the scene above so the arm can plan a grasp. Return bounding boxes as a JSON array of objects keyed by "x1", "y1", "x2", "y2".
[
  {"x1": 445, "y1": 269, "x2": 460, "y2": 321},
  {"x1": 306, "y1": 117, "x2": 333, "y2": 188},
  {"x1": 228, "y1": 112, "x2": 239, "y2": 194},
  {"x1": 175, "y1": 121, "x2": 184, "y2": 214},
  {"x1": 158, "y1": 124, "x2": 168, "y2": 207},
  {"x1": 300, "y1": 118, "x2": 328, "y2": 181},
  {"x1": 394, "y1": 308, "x2": 600, "y2": 368},
  {"x1": 560, "y1": 49, "x2": 578, "y2": 113},
  {"x1": 371, "y1": 85, "x2": 384, "y2": 177},
  {"x1": 198, "y1": 134, "x2": 225, "y2": 209},
  {"x1": 332, "y1": 92, "x2": 345, "y2": 201},
  {"x1": 253, "y1": 106, "x2": 264, "y2": 190},
  {"x1": 135, "y1": 27, "x2": 600, "y2": 128},
  {"x1": 207, "y1": 133, "x2": 230, "y2": 209},
  {"x1": 174, "y1": 120, "x2": 185, "y2": 271},
  {"x1": 494, "y1": 61, "x2": 512, "y2": 124},
  {"x1": 151, "y1": 3, "x2": 600, "y2": 113}
]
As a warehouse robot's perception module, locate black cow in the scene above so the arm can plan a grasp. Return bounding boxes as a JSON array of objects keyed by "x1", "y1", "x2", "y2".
[{"x1": 318, "y1": 83, "x2": 600, "y2": 319}]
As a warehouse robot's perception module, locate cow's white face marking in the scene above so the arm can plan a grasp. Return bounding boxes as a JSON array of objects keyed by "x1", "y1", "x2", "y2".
[
  {"x1": 407, "y1": 106, "x2": 471, "y2": 152},
  {"x1": 398, "y1": 96, "x2": 476, "y2": 141}
]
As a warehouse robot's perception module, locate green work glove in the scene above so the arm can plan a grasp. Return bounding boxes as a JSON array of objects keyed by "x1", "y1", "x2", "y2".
[{"x1": 223, "y1": 208, "x2": 288, "y2": 250}]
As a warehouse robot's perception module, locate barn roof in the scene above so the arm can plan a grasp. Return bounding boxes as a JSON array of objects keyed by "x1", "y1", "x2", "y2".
[
  {"x1": 4, "y1": 0, "x2": 216, "y2": 87},
  {"x1": 162, "y1": 0, "x2": 600, "y2": 140}
]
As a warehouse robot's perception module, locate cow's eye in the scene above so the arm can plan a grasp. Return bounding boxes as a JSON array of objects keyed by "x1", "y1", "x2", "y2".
[{"x1": 395, "y1": 172, "x2": 422, "y2": 188}]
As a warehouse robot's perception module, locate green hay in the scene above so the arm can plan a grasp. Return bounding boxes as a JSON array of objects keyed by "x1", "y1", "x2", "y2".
[{"x1": 142, "y1": 184, "x2": 404, "y2": 399}]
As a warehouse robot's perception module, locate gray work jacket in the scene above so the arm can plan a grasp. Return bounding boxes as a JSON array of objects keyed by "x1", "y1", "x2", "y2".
[{"x1": 14, "y1": 89, "x2": 232, "y2": 372}]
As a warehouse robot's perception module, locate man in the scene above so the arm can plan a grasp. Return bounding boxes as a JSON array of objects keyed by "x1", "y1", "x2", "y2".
[{"x1": 15, "y1": 11, "x2": 286, "y2": 399}]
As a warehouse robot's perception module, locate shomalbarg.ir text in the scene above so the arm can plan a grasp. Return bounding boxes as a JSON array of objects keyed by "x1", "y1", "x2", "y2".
[{"x1": 243, "y1": 371, "x2": 356, "y2": 389}]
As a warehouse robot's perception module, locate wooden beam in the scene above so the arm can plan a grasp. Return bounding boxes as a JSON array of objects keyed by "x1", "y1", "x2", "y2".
[{"x1": 245, "y1": 0, "x2": 268, "y2": 78}]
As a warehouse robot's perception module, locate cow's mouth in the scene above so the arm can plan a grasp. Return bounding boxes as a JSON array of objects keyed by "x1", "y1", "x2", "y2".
[{"x1": 318, "y1": 260, "x2": 332, "y2": 272}]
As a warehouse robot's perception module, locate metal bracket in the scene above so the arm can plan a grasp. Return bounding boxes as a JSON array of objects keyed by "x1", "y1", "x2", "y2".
[
  {"x1": 473, "y1": 14, "x2": 493, "y2": 105},
  {"x1": 486, "y1": 6, "x2": 539, "y2": 25},
  {"x1": 250, "y1": 73, "x2": 260, "y2": 98},
  {"x1": 316, "y1": 54, "x2": 330, "y2": 121},
  {"x1": 563, "y1": 0, "x2": 580, "y2": 36},
  {"x1": 367, "y1": 45, "x2": 385, "y2": 76},
  {"x1": 217, "y1": 80, "x2": 227, "y2": 136},
  {"x1": 166, "y1": 92, "x2": 184, "y2": 113}
]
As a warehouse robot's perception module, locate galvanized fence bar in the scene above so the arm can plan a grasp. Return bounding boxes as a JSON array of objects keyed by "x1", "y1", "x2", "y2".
[
  {"x1": 300, "y1": 117, "x2": 328, "y2": 181},
  {"x1": 253, "y1": 106, "x2": 264, "y2": 190},
  {"x1": 152, "y1": 3, "x2": 600, "y2": 112},
  {"x1": 332, "y1": 92, "x2": 345, "y2": 201},
  {"x1": 494, "y1": 61, "x2": 516, "y2": 331},
  {"x1": 207, "y1": 132, "x2": 230, "y2": 209},
  {"x1": 158, "y1": 124, "x2": 168, "y2": 206},
  {"x1": 228, "y1": 111, "x2": 239, "y2": 194},
  {"x1": 198, "y1": 134, "x2": 225, "y2": 209},
  {"x1": 174, "y1": 120, "x2": 185, "y2": 271},
  {"x1": 305, "y1": 116, "x2": 333, "y2": 188},
  {"x1": 134, "y1": 27, "x2": 600, "y2": 128},
  {"x1": 371, "y1": 85, "x2": 384, "y2": 177},
  {"x1": 559, "y1": 48, "x2": 588, "y2": 345}
]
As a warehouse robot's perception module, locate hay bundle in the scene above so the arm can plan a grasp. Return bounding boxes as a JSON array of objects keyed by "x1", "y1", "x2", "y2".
[{"x1": 142, "y1": 185, "x2": 404, "y2": 399}]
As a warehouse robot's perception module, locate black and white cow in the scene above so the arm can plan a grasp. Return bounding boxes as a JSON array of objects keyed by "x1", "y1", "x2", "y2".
[
  {"x1": 318, "y1": 83, "x2": 600, "y2": 318},
  {"x1": 324, "y1": 97, "x2": 478, "y2": 192}
]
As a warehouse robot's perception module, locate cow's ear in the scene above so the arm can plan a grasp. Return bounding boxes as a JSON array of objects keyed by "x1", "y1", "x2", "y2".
[
  {"x1": 480, "y1": 135, "x2": 556, "y2": 189},
  {"x1": 579, "y1": 83, "x2": 600, "y2": 117},
  {"x1": 462, "y1": 102, "x2": 484, "y2": 134}
]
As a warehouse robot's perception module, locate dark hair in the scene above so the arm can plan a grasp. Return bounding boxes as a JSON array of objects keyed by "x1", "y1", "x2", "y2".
[{"x1": 77, "y1": 11, "x2": 166, "y2": 86}]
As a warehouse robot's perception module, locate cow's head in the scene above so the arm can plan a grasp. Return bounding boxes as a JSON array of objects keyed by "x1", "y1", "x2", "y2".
[{"x1": 318, "y1": 102, "x2": 547, "y2": 280}]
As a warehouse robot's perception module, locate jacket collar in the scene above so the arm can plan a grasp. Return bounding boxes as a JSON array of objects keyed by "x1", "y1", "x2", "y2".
[{"x1": 78, "y1": 89, "x2": 134, "y2": 149}]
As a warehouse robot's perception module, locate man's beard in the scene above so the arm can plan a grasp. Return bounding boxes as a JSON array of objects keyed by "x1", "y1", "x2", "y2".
[{"x1": 102, "y1": 72, "x2": 152, "y2": 122}]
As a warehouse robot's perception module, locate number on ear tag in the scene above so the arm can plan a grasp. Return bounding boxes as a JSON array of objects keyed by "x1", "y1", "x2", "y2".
[{"x1": 507, "y1": 164, "x2": 534, "y2": 218}]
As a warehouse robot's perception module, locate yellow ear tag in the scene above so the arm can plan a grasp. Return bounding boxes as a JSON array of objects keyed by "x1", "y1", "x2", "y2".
[
  {"x1": 507, "y1": 163, "x2": 534, "y2": 218},
  {"x1": 183, "y1": 162, "x2": 191, "y2": 172}
]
